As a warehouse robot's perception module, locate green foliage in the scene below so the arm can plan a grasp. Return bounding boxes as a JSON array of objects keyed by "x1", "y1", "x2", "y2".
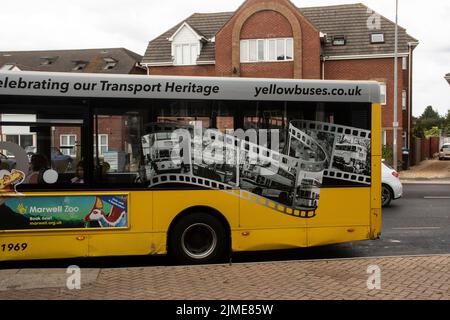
[
  {"x1": 413, "y1": 106, "x2": 448, "y2": 138},
  {"x1": 424, "y1": 126, "x2": 440, "y2": 138},
  {"x1": 382, "y1": 145, "x2": 393, "y2": 165}
]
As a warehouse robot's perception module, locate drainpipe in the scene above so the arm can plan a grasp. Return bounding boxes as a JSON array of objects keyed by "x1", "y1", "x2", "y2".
[
  {"x1": 321, "y1": 56, "x2": 327, "y2": 80},
  {"x1": 146, "y1": 65, "x2": 150, "y2": 76},
  {"x1": 407, "y1": 44, "x2": 412, "y2": 151}
]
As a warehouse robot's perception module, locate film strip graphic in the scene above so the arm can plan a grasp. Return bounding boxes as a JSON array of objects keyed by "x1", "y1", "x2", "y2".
[
  {"x1": 148, "y1": 123, "x2": 327, "y2": 219},
  {"x1": 149, "y1": 174, "x2": 317, "y2": 219},
  {"x1": 292, "y1": 120, "x2": 372, "y2": 185}
]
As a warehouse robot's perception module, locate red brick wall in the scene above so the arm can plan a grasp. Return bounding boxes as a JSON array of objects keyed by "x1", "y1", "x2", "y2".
[
  {"x1": 240, "y1": 61, "x2": 294, "y2": 78},
  {"x1": 149, "y1": 65, "x2": 215, "y2": 77},
  {"x1": 240, "y1": 10, "x2": 292, "y2": 39},
  {"x1": 298, "y1": 13, "x2": 321, "y2": 79},
  {"x1": 325, "y1": 58, "x2": 404, "y2": 153},
  {"x1": 215, "y1": 0, "x2": 321, "y2": 79},
  {"x1": 97, "y1": 116, "x2": 125, "y2": 152}
]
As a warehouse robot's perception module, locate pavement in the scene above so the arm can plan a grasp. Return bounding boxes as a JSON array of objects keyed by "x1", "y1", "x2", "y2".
[
  {"x1": 0, "y1": 254, "x2": 448, "y2": 300},
  {"x1": 400, "y1": 159, "x2": 450, "y2": 184}
]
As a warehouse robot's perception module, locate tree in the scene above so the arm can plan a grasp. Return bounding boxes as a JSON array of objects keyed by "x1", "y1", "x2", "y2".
[
  {"x1": 420, "y1": 106, "x2": 442, "y2": 130},
  {"x1": 413, "y1": 106, "x2": 446, "y2": 138}
]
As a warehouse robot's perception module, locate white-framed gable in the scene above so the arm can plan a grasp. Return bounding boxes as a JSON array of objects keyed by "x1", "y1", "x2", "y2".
[{"x1": 169, "y1": 22, "x2": 204, "y2": 66}]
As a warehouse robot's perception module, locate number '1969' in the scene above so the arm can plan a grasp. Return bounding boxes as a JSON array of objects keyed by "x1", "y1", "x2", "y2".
[{"x1": 1, "y1": 243, "x2": 28, "y2": 252}]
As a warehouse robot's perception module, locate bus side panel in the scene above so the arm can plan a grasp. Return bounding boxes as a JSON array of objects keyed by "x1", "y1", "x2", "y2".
[
  {"x1": 152, "y1": 189, "x2": 239, "y2": 235},
  {"x1": 306, "y1": 188, "x2": 371, "y2": 246},
  {"x1": 238, "y1": 196, "x2": 307, "y2": 250},
  {"x1": 87, "y1": 191, "x2": 154, "y2": 257},
  {"x1": 0, "y1": 233, "x2": 88, "y2": 261},
  {"x1": 307, "y1": 226, "x2": 371, "y2": 247},
  {"x1": 232, "y1": 228, "x2": 307, "y2": 252}
]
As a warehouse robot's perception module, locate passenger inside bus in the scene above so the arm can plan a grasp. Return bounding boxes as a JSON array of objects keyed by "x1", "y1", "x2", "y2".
[
  {"x1": 71, "y1": 160, "x2": 84, "y2": 184},
  {"x1": 25, "y1": 154, "x2": 49, "y2": 184}
]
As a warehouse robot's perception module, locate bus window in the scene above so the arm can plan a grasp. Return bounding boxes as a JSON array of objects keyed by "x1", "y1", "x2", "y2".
[
  {"x1": 93, "y1": 110, "x2": 145, "y2": 186},
  {"x1": 0, "y1": 114, "x2": 84, "y2": 186}
]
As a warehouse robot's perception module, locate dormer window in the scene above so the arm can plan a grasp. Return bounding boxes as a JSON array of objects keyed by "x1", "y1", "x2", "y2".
[
  {"x1": 332, "y1": 36, "x2": 346, "y2": 46},
  {"x1": 169, "y1": 22, "x2": 203, "y2": 66},
  {"x1": 103, "y1": 58, "x2": 117, "y2": 70},
  {"x1": 174, "y1": 44, "x2": 199, "y2": 66},
  {"x1": 72, "y1": 61, "x2": 88, "y2": 71},
  {"x1": 40, "y1": 57, "x2": 58, "y2": 65},
  {"x1": 371, "y1": 33, "x2": 385, "y2": 44}
]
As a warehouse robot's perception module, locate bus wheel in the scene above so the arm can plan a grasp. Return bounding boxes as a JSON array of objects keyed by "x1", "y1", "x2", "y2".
[{"x1": 169, "y1": 212, "x2": 228, "y2": 264}]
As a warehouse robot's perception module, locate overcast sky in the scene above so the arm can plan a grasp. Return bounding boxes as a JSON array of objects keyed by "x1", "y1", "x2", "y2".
[{"x1": 1, "y1": 0, "x2": 449, "y2": 117}]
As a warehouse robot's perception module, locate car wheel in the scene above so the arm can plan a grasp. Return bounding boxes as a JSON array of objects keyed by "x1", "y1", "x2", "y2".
[
  {"x1": 169, "y1": 212, "x2": 228, "y2": 265},
  {"x1": 382, "y1": 184, "x2": 393, "y2": 207}
]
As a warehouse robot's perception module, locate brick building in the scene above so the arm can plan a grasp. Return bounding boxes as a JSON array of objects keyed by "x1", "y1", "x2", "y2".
[
  {"x1": 0, "y1": 48, "x2": 145, "y2": 161},
  {"x1": 141, "y1": 0, "x2": 418, "y2": 159}
]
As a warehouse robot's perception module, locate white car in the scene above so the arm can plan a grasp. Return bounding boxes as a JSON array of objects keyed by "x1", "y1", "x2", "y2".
[
  {"x1": 439, "y1": 143, "x2": 450, "y2": 160},
  {"x1": 382, "y1": 160, "x2": 403, "y2": 207}
]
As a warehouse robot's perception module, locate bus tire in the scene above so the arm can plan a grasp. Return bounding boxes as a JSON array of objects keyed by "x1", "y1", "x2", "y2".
[{"x1": 169, "y1": 212, "x2": 228, "y2": 265}]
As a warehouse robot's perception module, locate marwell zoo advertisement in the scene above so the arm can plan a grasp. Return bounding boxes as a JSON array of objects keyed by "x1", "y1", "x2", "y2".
[{"x1": 0, "y1": 193, "x2": 128, "y2": 230}]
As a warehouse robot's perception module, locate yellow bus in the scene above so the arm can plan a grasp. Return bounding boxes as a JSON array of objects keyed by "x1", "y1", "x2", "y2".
[{"x1": 0, "y1": 71, "x2": 381, "y2": 264}]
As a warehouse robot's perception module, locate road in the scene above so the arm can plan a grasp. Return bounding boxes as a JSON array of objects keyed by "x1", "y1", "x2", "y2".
[{"x1": 0, "y1": 184, "x2": 449, "y2": 269}]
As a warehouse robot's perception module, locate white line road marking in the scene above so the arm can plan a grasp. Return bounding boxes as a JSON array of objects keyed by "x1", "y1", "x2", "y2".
[
  {"x1": 392, "y1": 227, "x2": 441, "y2": 230},
  {"x1": 424, "y1": 196, "x2": 450, "y2": 199}
]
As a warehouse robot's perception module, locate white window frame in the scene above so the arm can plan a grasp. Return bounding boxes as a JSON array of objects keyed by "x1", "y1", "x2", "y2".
[
  {"x1": 402, "y1": 90, "x2": 407, "y2": 111},
  {"x1": 3, "y1": 134, "x2": 35, "y2": 156},
  {"x1": 402, "y1": 57, "x2": 408, "y2": 70},
  {"x1": 379, "y1": 82, "x2": 387, "y2": 106},
  {"x1": 382, "y1": 130, "x2": 387, "y2": 146},
  {"x1": 240, "y1": 38, "x2": 294, "y2": 63},
  {"x1": 173, "y1": 43, "x2": 199, "y2": 66},
  {"x1": 60, "y1": 134, "x2": 77, "y2": 157},
  {"x1": 371, "y1": 33, "x2": 385, "y2": 44},
  {"x1": 94, "y1": 134, "x2": 109, "y2": 155}
]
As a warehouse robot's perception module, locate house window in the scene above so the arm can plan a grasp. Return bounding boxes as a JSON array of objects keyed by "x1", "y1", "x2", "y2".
[
  {"x1": 103, "y1": 58, "x2": 117, "y2": 70},
  {"x1": 402, "y1": 57, "x2": 408, "y2": 70},
  {"x1": 257, "y1": 40, "x2": 265, "y2": 61},
  {"x1": 402, "y1": 90, "x2": 407, "y2": 110},
  {"x1": 285, "y1": 39, "x2": 293, "y2": 60},
  {"x1": 4, "y1": 134, "x2": 34, "y2": 155},
  {"x1": 332, "y1": 36, "x2": 346, "y2": 46},
  {"x1": 60, "y1": 134, "x2": 77, "y2": 157},
  {"x1": 371, "y1": 33, "x2": 385, "y2": 44},
  {"x1": 240, "y1": 38, "x2": 294, "y2": 63},
  {"x1": 379, "y1": 82, "x2": 387, "y2": 106},
  {"x1": 248, "y1": 40, "x2": 257, "y2": 62},
  {"x1": 94, "y1": 134, "x2": 109, "y2": 155},
  {"x1": 240, "y1": 41, "x2": 249, "y2": 62},
  {"x1": 268, "y1": 39, "x2": 276, "y2": 61},
  {"x1": 173, "y1": 44, "x2": 198, "y2": 65}
]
